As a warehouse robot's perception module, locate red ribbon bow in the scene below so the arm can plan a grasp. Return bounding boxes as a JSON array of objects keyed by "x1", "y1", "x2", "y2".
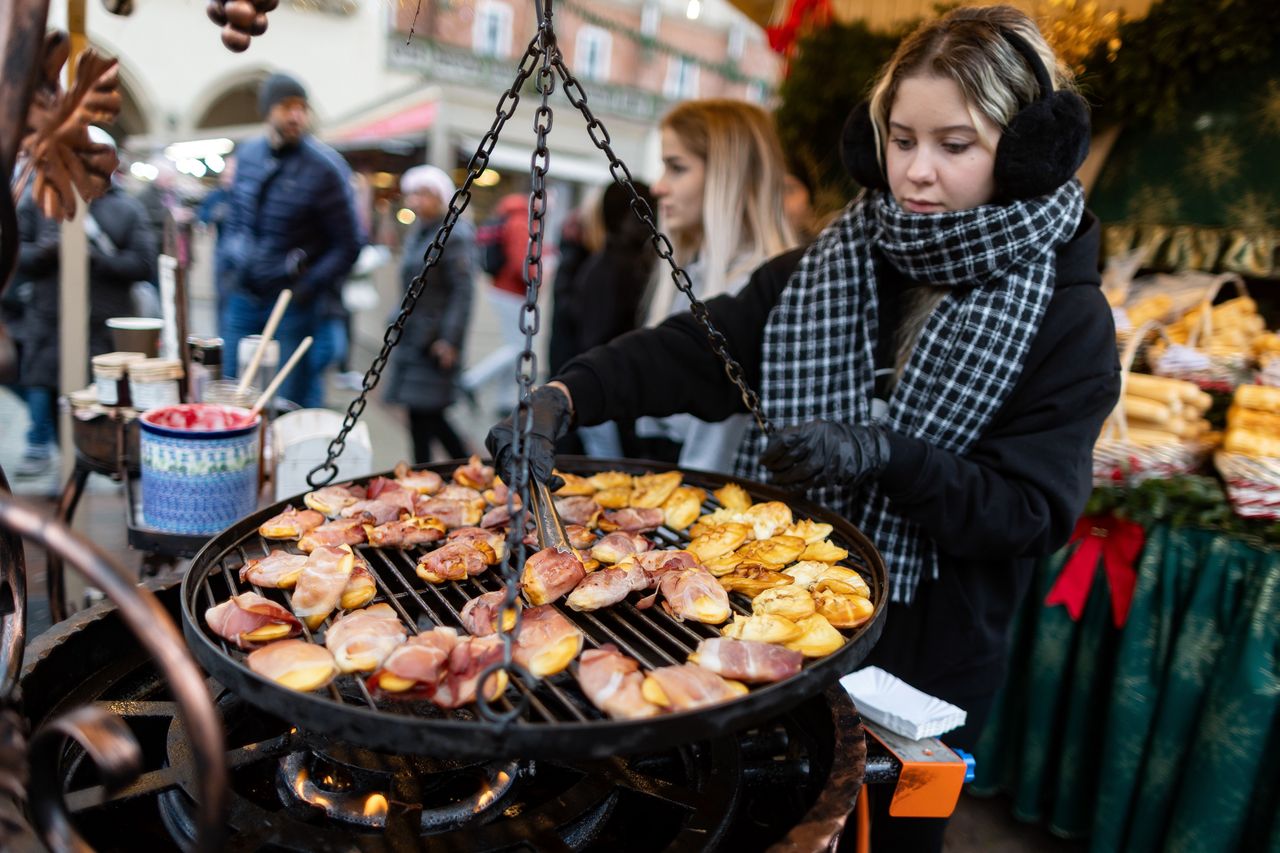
[
  {"x1": 1044, "y1": 515, "x2": 1145, "y2": 628},
  {"x1": 766, "y1": 0, "x2": 832, "y2": 62}
]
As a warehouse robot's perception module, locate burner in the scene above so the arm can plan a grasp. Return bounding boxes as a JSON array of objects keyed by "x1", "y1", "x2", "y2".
[
  {"x1": 276, "y1": 747, "x2": 520, "y2": 830},
  {"x1": 20, "y1": 580, "x2": 861, "y2": 852}
]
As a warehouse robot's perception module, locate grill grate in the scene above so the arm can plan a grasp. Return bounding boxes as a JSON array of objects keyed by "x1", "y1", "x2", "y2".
[{"x1": 182, "y1": 458, "x2": 887, "y2": 759}]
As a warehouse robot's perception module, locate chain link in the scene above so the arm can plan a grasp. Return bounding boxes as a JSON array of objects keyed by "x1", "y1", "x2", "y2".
[
  {"x1": 474, "y1": 4, "x2": 558, "y2": 725},
  {"x1": 305, "y1": 35, "x2": 545, "y2": 489},
  {"x1": 551, "y1": 55, "x2": 773, "y2": 435}
]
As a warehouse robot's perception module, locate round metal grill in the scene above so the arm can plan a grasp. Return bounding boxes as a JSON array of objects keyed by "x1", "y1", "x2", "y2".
[{"x1": 180, "y1": 457, "x2": 886, "y2": 759}]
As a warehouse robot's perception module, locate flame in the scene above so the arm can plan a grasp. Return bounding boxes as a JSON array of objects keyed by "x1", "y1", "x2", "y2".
[
  {"x1": 475, "y1": 783, "x2": 496, "y2": 811},
  {"x1": 363, "y1": 793, "x2": 389, "y2": 818},
  {"x1": 293, "y1": 768, "x2": 309, "y2": 797},
  {"x1": 474, "y1": 771, "x2": 511, "y2": 812}
]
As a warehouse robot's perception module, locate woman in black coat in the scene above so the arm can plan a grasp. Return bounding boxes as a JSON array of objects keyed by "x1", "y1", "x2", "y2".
[{"x1": 384, "y1": 166, "x2": 474, "y2": 463}]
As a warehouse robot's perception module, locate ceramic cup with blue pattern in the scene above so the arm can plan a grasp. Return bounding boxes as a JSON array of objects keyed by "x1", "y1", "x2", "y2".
[{"x1": 139, "y1": 404, "x2": 262, "y2": 535}]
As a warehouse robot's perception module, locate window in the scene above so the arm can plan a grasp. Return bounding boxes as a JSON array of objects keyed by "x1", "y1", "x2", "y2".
[
  {"x1": 575, "y1": 25, "x2": 612, "y2": 82},
  {"x1": 664, "y1": 56, "x2": 700, "y2": 100},
  {"x1": 640, "y1": 1, "x2": 660, "y2": 37},
  {"x1": 727, "y1": 26, "x2": 746, "y2": 60},
  {"x1": 472, "y1": 0, "x2": 513, "y2": 57}
]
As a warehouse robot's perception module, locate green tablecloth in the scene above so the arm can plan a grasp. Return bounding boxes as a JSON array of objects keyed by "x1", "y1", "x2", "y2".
[{"x1": 972, "y1": 523, "x2": 1280, "y2": 852}]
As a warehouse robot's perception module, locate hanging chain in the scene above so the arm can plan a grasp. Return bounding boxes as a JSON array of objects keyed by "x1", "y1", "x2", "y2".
[
  {"x1": 474, "y1": 1, "x2": 557, "y2": 725},
  {"x1": 551, "y1": 55, "x2": 773, "y2": 435},
  {"x1": 306, "y1": 32, "x2": 545, "y2": 488}
]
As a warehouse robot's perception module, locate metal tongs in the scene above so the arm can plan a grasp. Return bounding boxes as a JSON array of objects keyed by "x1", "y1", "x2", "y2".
[{"x1": 528, "y1": 478, "x2": 573, "y2": 554}]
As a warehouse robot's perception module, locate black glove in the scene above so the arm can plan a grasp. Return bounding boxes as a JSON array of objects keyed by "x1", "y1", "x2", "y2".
[
  {"x1": 485, "y1": 385, "x2": 572, "y2": 489},
  {"x1": 760, "y1": 420, "x2": 891, "y2": 489}
]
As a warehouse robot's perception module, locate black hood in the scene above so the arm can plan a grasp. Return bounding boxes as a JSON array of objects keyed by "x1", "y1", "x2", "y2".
[{"x1": 1054, "y1": 209, "x2": 1101, "y2": 289}]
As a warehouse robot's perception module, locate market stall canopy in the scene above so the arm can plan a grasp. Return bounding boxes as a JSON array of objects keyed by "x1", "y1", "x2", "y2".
[{"x1": 321, "y1": 88, "x2": 442, "y2": 152}]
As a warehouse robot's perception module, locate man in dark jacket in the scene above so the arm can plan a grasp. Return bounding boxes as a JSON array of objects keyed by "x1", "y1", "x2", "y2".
[
  {"x1": 14, "y1": 131, "x2": 158, "y2": 476},
  {"x1": 217, "y1": 72, "x2": 363, "y2": 409}
]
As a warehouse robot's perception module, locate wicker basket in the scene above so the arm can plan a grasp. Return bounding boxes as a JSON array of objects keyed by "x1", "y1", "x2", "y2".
[
  {"x1": 1215, "y1": 451, "x2": 1280, "y2": 520},
  {"x1": 1149, "y1": 274, "x2": 1254, "y2": 393},
  {"x1": 1094, "y1": 321, "x2": 1210, "y2": 486}
]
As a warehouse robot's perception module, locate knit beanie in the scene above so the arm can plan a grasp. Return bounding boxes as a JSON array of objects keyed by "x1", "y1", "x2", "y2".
[
  {"x1": 258, "y1": 73, "x2": 308, "y2": 118},
  {"x1": 400, "y1": 165, "x2": 456, "y2": 204}
]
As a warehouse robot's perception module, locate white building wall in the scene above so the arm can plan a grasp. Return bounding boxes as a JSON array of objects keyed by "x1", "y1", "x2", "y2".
[{"x1": 84, "y1": 0, "x2": 421, "y2": 147}]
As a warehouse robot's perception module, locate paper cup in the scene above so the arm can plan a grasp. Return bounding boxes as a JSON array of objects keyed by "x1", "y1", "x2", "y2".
[{"x1": 106, "y1": 317, "x2": 164, "y2": 358}]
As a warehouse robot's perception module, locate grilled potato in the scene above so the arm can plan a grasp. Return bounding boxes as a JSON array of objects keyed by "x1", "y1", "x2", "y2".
[
  {"x1": 587, "y1": 471, "x2": 633, "y2": 491},
  {"x1": 718, "y1": 565, "x2": 793, "y2": 597},
  {"x1": 736, "y1": 535, "x2": 806, "y2": 566},
  {"x1": 630, "y1": 471, "x2": 684, "y2": 509},
  {"x1": 703, "y1": 551, "x2": 744, "y2": 577},
  {"x1": 814, "y1": 568, "x2": 871, "y2": 599},
  {"x1": 524, "y1": 632, "x2": 585, "y2": 678},
  {"x1": 594, "y1": 486, "x2": 632, "y2": 509},
  {"x1": 689, "y1": 507, "x2": 747, "y2": 538},
  {"x1": 713, "y1": 482, "x2": 753, "y2": 512},
  {"x1": 813, "y1": 588, "x2": 874, "y2": 629},
  {"x1": 782, "y1": 519, "x2": 834, "y2": 545},
  {"x1": 784, "y1": 561, "x2": 870, "y2": 596},
  {"x1": 688, "y1": 522, "x2": 750, "y2": 562},
  {"x1": 662, "y1": 486, "x2": 706, "y2": 531},
  {"x1": 721, "y1": 613, "x2": 803, "y2": 644},
  {"x1": 553, "y1": 472, "x2": 597, "y2": 496},
  {"x1": 783, "y1": 613, "x2": 846, "y2": 657},
  {"x1": 743, "y1": 501, "x2": 794, "y2": 541},
  {"x1": 801, "y1": 539, "x2": 849, "y2": 563},
  {"x1": 752, "y1": 585, "x2": 816, "y2": 621}
]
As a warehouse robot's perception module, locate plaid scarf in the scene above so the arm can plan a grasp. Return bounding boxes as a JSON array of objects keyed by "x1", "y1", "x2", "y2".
[{"x1": 735, "y1": 180, "x2": 1085, "y2": 604}]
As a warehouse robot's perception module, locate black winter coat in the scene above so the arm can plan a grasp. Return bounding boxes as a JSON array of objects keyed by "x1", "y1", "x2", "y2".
[
  {"x1": 215, "y1": 135, "x2": 362, "y2": 307},
  {"x1": 16, "y1": 184, "x2": 158, "y2": 388},
  {"x1": 384, "y1": 219, "x2": 476, "y2": 412},
  {"x1": 557, "y1": 211, "x2": 1121, "y2": 695}
]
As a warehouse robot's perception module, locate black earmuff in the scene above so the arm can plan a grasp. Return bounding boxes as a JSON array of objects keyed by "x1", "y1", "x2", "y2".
[{"x1": 840, "y1": 28, "x2": 1091, "y2": 201}]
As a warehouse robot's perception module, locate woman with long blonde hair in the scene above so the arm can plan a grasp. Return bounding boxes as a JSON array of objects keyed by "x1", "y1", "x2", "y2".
[{"x1": 640, "y1": 98, "x2": 798, "y2": 471}]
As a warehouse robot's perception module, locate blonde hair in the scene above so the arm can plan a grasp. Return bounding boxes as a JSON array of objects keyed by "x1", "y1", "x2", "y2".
[
  {"x1": 648, "y1": 99, "x2": 797, "y2": 322},
  {"x1": 867, "y1": 5, "x2": 1076, "y2": 166}
]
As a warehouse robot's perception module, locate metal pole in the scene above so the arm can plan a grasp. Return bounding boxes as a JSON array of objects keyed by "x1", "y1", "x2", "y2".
[{"x1": 58, "y1": 0, "x2": 90, "y2": 485}]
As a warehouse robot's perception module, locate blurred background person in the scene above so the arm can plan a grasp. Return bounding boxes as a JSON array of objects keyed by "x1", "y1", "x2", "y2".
[
  {"x1": 196, "y1": 154, "x2": 236, "y2": 326},
  {"x1": 13, "y1": 126, "x2": 158, "y2": 477},
  {"x1": 636, "y1": 98, "x2": 798, "y2": 471},
  {"x1": 553, "y1": 181, "x2": 657, "y2": 459},
  {"x1": 459, "y1": 190, "x2": 554, "y2": 415},
  {"x1": 217, "y1": 72, "x2": 363, "y2": 409},
  {"x1": 384, "y1": 165, "x2": 475, "y2": 463}
]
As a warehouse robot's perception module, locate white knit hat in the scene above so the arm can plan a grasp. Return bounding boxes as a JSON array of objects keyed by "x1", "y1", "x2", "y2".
[{"x1": 400, "y1": 165, "x2": 455, "y2": 203}]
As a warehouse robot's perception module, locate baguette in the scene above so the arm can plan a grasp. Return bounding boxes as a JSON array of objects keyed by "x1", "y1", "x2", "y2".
[
  {"x1": 1227, "y1": 405, "x2": 1280, "y2": 434},
  {"x1": 1122, "y1": 395, "x2": 1172, "y2": 425},
  {"x1": 1124, "y1": 373, "x2": 1196, "y2": 406},
  {"x1": 1234, "y1": 384, "x2": 1280, "y2": 414},
  {"x1": 1124, "y1": 427, "x2": 1185, "y2": 448},
  {"x1": 1223, "y1": 428, "x2": 1280, "y2": 458}
]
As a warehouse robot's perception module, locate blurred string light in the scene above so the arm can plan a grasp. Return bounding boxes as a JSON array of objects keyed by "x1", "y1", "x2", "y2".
[
  {"x1": 685, "y1": 0, "x2": 701, "y2": 20},
  {"x1": 177, "y1": 157, "x2": 208, "y2": 178},
  {"x1": 396, "y1": 208, "x2": 416, "y2": 225},
  {"x1": 161, "y1": 137, "x2": 234, "y2": 180},
  {"x1": 474, "y1": 168, "x2": 501, "y2": 187},
  {"x1": 1039, "y1": 0, "x2": 1122, "y2": 75},
  {"x1": 130, "y1": 161, "x2": 159, "y2": 181}
]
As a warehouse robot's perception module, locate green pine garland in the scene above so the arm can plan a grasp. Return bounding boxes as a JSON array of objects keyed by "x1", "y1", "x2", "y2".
[
  {"x1": 1086, "y1": 475, "x2": 1280, "y2": 546},
  {"x1": 1076, "y1": 0, "x2": 1280, "y2": 129}
]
